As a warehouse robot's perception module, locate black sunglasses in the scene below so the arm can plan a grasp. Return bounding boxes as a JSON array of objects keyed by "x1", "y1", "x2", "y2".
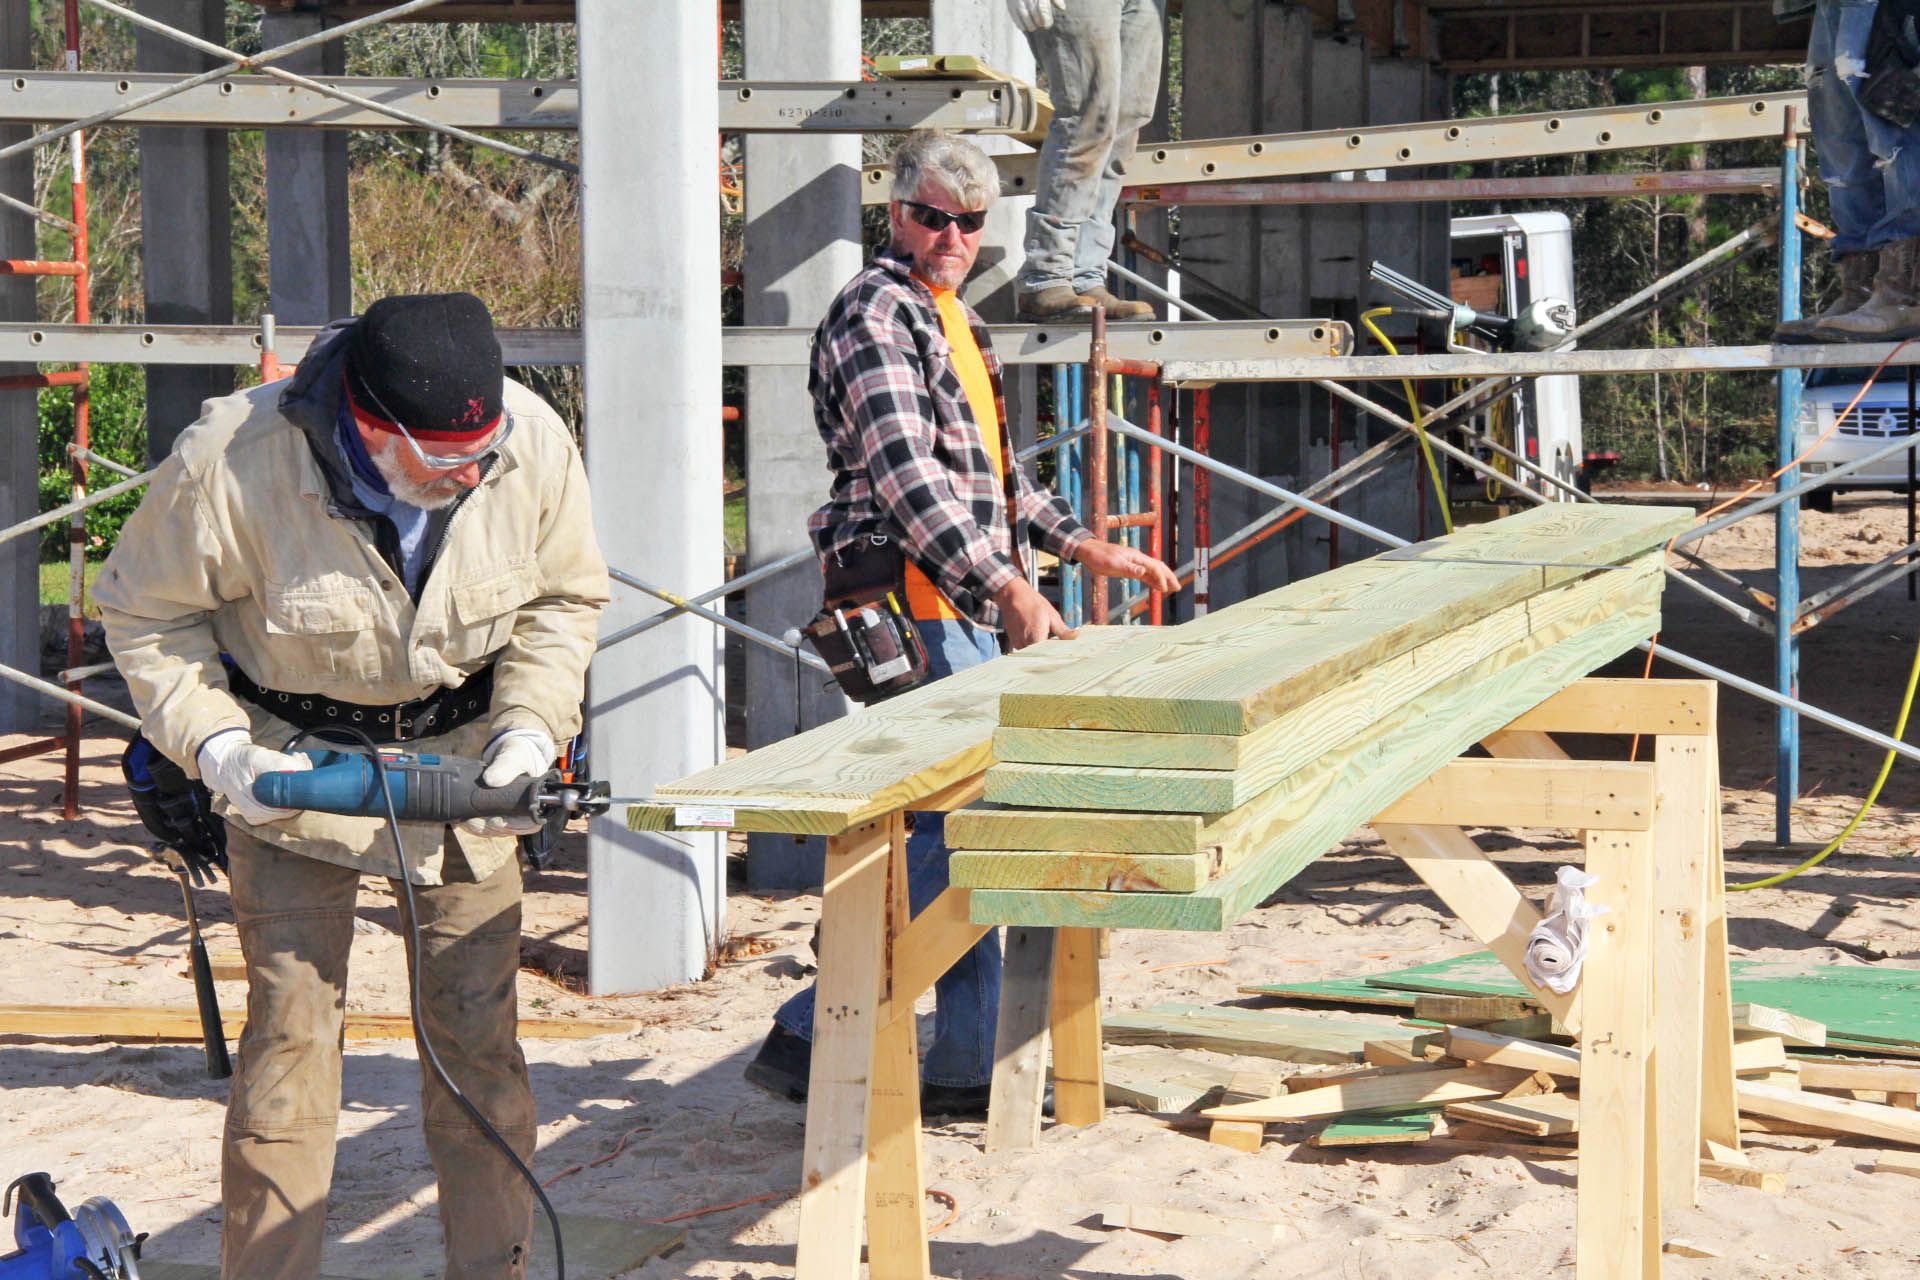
[{"x1": 903, "y1": 201, "x2": 988, "y2": 235}]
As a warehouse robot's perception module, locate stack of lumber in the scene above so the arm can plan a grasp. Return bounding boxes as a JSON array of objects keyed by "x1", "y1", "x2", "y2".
[
  {"x1": 949, "y1": 503, "x2": 1691, "y2": 931},
  {"x1": 1100, "y1": 995, "x2": 1920, "y2": 1176}
]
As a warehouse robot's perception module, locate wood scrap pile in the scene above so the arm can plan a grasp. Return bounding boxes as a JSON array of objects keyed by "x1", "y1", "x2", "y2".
[
  {"x1": 948, "y1": 504, "x2": 1690, "y2": 932},
  {"x1": 1098, "y1": 989, "x2": 1920, "y2": 1185}
]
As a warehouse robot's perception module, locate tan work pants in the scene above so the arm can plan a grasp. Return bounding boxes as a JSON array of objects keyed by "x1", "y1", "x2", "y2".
[{"x1": 220, "y1": 825, "x2": 535, "y2": 1280}]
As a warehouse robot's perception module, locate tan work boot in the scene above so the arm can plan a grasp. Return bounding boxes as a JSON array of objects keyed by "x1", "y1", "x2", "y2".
[
  {"x1": 1079, "y1": 285, "x2": 1155, "y2": 321},
  {"x1": 1814, "y1": 238, "x2": 1920, "y2": 342},
  {"x1": 1775, "y1": 250, "x2": 1878, "y2": 343},
  {"x1": 1015, "y1": 285, "x2": 1096, "y2": 322}
]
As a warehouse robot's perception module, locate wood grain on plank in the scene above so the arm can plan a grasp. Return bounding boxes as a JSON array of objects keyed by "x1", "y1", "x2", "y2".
[
  {"x1": 998, "y1": 505, "x2": 1688, "y2": 734},
  {"x1": 970, "y1": 596, "x2": 1661, "y2": 930}
]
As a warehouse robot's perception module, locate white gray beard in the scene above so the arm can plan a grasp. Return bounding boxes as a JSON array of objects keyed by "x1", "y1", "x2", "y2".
[{"x1": 367, "y1": 435, "x2": 464, "y2": 511}]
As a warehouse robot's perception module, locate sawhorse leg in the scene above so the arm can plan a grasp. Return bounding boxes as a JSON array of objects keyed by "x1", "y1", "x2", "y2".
[
  {"x1": 986, "y1": 926, "x2": 1055, "y2": 1152},
  {"x1": 867, "y1": 813, "x2": 931, "y2": 1278},
  {"x1": 1579, "y1": 826, "x2": 1661, "y2": 1278},
  {"x1": 795, "y1": 815, "x2": 931, "y2": 1280},
  {"x1": 1049, "y1": 927, "x2": 1105, "y2": 1127}
]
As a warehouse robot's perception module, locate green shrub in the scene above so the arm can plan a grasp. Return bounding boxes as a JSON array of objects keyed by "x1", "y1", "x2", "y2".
[{"x1": 36, "y1": 362, "x2": 149, "y2": 561}]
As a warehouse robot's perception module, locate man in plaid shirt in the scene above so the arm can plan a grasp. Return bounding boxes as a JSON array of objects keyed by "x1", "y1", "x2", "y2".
[{"x1": 746, "y1": 130, "x2": 1175, "y2": 1117}]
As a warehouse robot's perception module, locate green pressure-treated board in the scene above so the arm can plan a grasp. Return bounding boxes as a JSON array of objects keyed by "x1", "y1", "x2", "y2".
[
  {"x1": 967, "y1": 597, "x2": 1660, "y2": 931},
  {"x1": 1104, "y1": 1003, "x2": 1397, "y2": 1064},
  {"x1": 951, "y1": 556, "x2": 1661, "y2": 870},
  {"x1": 979, "y1": 558, "x2": 1657, "y2": 813},
  {"x1": 996, "y1": 504, "x2": 1690, "y2": 735},
  {"x1": 947, "y1": 847, "x2": 1216, "y2": 891},
  {"x1": 1237, "y1": 975, "x2": 1424, "y2": 1011},
  {"x1": 626, "y1": 626, "x2": 1152, "y2": 835}
]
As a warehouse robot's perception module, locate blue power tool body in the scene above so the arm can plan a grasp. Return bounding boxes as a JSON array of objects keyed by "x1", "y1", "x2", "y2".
[
  {"x1": 252, "y1": 749, "x2": 608, "y2": 864},
  {"x1": 1, "y1": 1174, "x2": 142, "y2": 1279}
]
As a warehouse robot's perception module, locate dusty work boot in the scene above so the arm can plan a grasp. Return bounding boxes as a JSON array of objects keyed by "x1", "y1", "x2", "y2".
[
  {"x1": 1079, "y1": 285, "x2": 1155, "y2": 321},
  {"x1": 1775, "y1": 250, "x2": 1879, "y2": 343},
  {"x1": 1814, "y1": 238, "x2": 1920, "y2": 342},
  {"x1": 744, "y1": 1024, "x2": 812, "y2": 1102},
  {"x1": 1015, "y1": 285, "x2": 1096, "y2": 322}
]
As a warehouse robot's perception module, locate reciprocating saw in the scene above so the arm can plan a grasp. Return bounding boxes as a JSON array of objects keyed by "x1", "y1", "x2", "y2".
[{"x1": 252, "y1": 749, "x2": 610, "y2": 866}]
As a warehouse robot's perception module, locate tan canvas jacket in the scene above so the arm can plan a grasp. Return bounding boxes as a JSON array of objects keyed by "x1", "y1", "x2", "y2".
[{"x1": 95, "y1": 337, "x2": 609, "y2": 884}]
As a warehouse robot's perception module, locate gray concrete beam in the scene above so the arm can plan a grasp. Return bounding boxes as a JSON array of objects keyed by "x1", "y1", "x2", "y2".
[
  {"x1": 581, "y1": 0, "x2": 726, "y2": 993},
  {"x1": 135, "y1": 0, "x2": 232, "y2": 462},
  {"x1": 930, "y1": 0, "x2": 1036, "y2": 320},
  {"x1": 0, "y1": 1, "x2": 36, "y2": 732},
  {"x1": 740, "y1": 0, "x2": 859, "y2": 890},
  {"x1": 262, "y1": 14, "x2": 352, "y2": 327}
]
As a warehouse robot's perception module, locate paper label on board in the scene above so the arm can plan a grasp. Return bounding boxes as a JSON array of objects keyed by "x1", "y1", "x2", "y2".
[{"x1": 674, "y1": 806, "x2": 736, "y2": 829}]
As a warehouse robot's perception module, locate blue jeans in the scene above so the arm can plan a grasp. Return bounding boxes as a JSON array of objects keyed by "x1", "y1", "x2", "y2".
[
  {"x1": 1018, "y1": 0, "x2": 1167, "y2": 294},
  {"x1": 1809, "y1": 0, "x2": 1920, "y2": 254},
  {"x1": 773, "y1": 615, "x2": 1003, "y2": 1087}
]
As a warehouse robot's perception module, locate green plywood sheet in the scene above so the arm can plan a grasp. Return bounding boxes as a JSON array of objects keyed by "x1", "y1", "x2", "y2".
[
  {"x1": 967, "y1": 599, "x2": 1659, "y2": 930},
  {"x1": 1324, "y1": 950, "x2": 1920, "y2": 1053},
  {"x1": 1314, "y1": 1110, "x2": 1442, "y2": 1146}
]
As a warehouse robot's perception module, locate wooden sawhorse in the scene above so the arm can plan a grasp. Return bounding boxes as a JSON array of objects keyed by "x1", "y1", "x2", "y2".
[{"x1": 788, "y1": 677, "x2": 1735, "y2": 1279}]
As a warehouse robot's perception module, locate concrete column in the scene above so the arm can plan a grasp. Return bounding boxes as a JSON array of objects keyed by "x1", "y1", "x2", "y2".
[
  {"x1": 263, "y1": 13, "x2": 351, "y2": 326},
  {"x1": 135, "y1": 0, "x2": 231, "y2": 462},
  {"x1": 739, "y1": 0, "x2": 859, "y2": 889},
  {"x1": 929, "y1": 0, "x2": 1037, "y2": 320},
  {"x1": 580, "y1": 0, "x2": 725, "y2": 992},
  {"x1": 0, "y1": 3, "x2": 37, "y2": 730}
]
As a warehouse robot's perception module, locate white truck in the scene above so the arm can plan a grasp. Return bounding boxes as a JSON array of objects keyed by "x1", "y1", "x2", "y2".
[{"x1": 1447, "y1": 210, "x2": 1594, "y2": 497}]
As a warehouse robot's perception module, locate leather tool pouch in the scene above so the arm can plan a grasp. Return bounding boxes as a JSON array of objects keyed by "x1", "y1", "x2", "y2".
[
  {"x1": 801, "y1": 531, "x2": 932, "y2": 705},
  {"x1": 1864, "y1": 0, "x2": 1920, "y2": 127}
]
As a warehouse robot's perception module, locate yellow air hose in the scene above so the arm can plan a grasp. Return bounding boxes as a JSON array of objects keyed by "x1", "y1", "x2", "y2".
[
  {"x1": 1728, "y1": 622, "x2": 1920, "y2": 891},
  {"x1": 1361, "y1": 307, "x2": 1452, "y2": 534}
]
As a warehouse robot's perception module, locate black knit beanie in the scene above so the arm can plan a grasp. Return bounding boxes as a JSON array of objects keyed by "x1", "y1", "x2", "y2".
[{"x1": 344, "y1": 292, "x2": 504, "y2": 441}]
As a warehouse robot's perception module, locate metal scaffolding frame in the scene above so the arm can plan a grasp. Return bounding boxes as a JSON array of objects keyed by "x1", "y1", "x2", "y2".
[{"x1": 0, "y1": 9, "x2": 1898, "y2": 894}]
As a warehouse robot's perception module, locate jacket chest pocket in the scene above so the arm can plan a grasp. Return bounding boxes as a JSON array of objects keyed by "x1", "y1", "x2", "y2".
[
  {"x1": 262, "y1": 579, "x2": 384, "y2": 679},
  {"x1": 446, "y1": 561, "x2": 539, "y2": 663}
]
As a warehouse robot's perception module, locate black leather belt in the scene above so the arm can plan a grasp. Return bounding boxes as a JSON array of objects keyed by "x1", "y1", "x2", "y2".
[{"x1": 224, "y1": 661, "x2": 495, "y2": 745}]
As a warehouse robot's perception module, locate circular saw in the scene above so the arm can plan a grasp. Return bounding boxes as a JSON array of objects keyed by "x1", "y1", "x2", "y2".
[{"x1": 0, "y1": 1174, "x2": 143, "y2": 1280}]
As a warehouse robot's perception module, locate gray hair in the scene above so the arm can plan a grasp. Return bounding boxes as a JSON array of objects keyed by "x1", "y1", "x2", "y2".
[{"x1": 890, "y1": 129, "x2": 999, "y2": 210}]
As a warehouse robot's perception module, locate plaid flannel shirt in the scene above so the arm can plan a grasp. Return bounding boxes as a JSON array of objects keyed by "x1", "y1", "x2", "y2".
[{"x1": 808, "y1": 247, "x2": 1089, "y2": 629}]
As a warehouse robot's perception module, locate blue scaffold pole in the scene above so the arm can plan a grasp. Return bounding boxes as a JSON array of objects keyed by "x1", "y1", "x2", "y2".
[{"x1": 1775, "y1": 107, "x2": 1804, "y2": 845}]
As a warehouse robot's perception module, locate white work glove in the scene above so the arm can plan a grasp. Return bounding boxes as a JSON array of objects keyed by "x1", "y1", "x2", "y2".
[
  {"x1": 461, "y1": 728, "x2": 555, "y2": 837},
  {"x1": 1006, "y1": 0, "x2": 1064, "y2": 33},
  {"x1": 196, "y1": 729, "x2": 313, "y2": 827}
]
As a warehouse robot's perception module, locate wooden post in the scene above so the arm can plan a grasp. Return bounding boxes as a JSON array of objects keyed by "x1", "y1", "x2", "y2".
[
  {"x1": 1049, "y1": 926, "x2": 1105, "y2": 1126},
  {"x1": 1697, "y1": 716, "x2": 1742, "y2": 1154},
  {"x1": 865, "y1": 813, "x2": 932, "y2": 1278},
  {"x1": 1651, "y1": 731, "x2": 1712, "y2": 1214},
  {"x1": 795, "y1": 820, "x2": 893, "y2": 1278},
  {"x1": 986, "y1": 926, "x2": 1056, "y2": 1152},
  {"x1": 1577, "y1": 826, "x2": 1661, "y2": 1278}
]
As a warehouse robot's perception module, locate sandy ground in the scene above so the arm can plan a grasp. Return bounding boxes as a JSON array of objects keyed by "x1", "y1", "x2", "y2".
[{"x1": 4, "y1": 493, "x2": 1920, "y2": 1279}]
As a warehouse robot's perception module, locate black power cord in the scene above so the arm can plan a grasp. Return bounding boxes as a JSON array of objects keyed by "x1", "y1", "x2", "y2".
[{"x1": 285, "y1": 726, "x2": 565, "y2": 1280}]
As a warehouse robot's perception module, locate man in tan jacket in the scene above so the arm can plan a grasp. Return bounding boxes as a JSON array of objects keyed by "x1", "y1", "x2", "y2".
[{"x1": 95, "y1": 292, "x2": 608, "y2": 1280}]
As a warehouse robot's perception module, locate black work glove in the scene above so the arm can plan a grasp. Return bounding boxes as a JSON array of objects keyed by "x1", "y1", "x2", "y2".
[{"x1": 123, "y1": 735, "x2": 228, "y2": 886}]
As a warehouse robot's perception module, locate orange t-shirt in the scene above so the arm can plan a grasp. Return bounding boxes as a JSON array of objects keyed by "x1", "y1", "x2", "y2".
[{"x1": 904, "y1": 286, "x2": 1004, "y2": 620}]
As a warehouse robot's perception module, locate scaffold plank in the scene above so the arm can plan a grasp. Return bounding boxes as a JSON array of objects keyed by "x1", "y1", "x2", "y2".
[
  {"x1": 0, "y1": 317, "x2": 1349, "y2": 368},
  {"x1": 864, "y1": 91, "x2": 1807, "y2": 203},
  {"x1": 1161, "y1": 340, "x2": 1920, "y2": 385},
  {"x1": 0, "y1": 72, "x2": 1041, "y2": 135},
  {"x1": 1122, "y1": 168, "x2": 1780, "y2": 207}
]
